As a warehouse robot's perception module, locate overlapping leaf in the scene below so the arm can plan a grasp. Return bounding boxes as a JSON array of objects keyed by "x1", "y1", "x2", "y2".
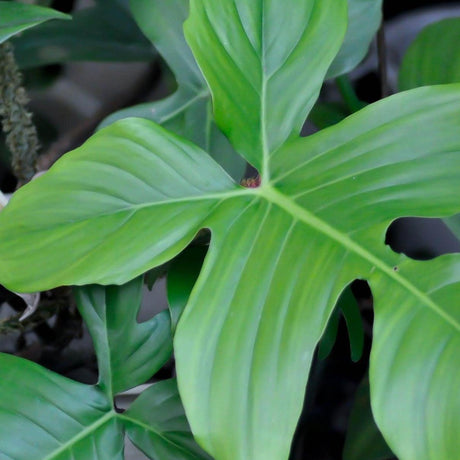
[
  {"x1": 100, "y1": 0, "x2": 246, "y2": 181},
  {"x1": 0, "y1": 280, "x2": 203, "y2": 459},
  {"x1": 0, "y1": 1, "x2": 459, "y2": 460},
  {"x1": 0, "y1": 1, "x2": 69, "y2": 45}
]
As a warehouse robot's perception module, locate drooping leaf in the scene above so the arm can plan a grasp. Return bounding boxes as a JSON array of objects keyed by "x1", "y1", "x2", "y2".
[
  {"x1": 343, "y1": 376, "x2": 394, "y2": 460},
  {"x1": 121, "y1": 379, "x2": 212, "y2": 459},
  {"x1": 100, "y1": 0, "x2": 246, "y2": 181},
  {"x1": 0, "y1": 2, "x2": 460, "y2": 460},
  {"x1": 74, "y1": 276, "x2": 173, "y2": 396},
  {"x1": 11, "y1": 2, "x2": 154, "y2": 68},
  {"x1": 399, "y1": 17, "x2": 460, "y2": 91},
  {"x1": 398, "y1": 17, "x2": 460, "y2": 240},
  {"x1": 0, "y1": 1, "x2": 69, "y2": 45},
  {"x1": 0, "y1": 353, "x2": 124, "y2": 459},
  {"x1": 327, "y1": 0, "x2": 383, "y2": 78}
]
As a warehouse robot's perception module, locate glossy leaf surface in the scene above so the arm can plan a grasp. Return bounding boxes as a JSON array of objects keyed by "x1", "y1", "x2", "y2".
[
  {"x1": 100, "y1": 0, "x2": 246, "y2": 180},
  {"x1": 0, "y1": 2, "x2": 460, "y2": 460},
  {"x1": 12, "y1": 2, "x2": 154, "y2": 68},
  {"x1": 75, "y1": 277, "x2": 173, "y2": 396},
  {"x1": 122, "y1": 379, "x2": 211, "y2": 459},
  {"x1": 0, "y1": 1, "x2": 69, "y2": 45},
  {"x1": 327, "y1": 0, "x2": 383, "y2": 78}
]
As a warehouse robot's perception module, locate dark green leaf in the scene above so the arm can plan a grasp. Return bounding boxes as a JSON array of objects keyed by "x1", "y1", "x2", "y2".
[
  {"x1": 340, "y1": 286, "x2": 364, "y2": 362},
  {"x1": 343, "y1": 376, "x2": 394, "y2": 460},
  {"x1": 75, "y1": 277, "x2": 173, "y2": 396},
  {"x1": 0, "y1": 353, "x2": 124, "y2": 459},
  {"x1": 12, "y1": 2, "x2": 154, "y2": 68},
  {"x1": 167, "y1": 246, "x2": 207, "y2": 331},
  {"x1": 122, "y1": 379, "x2": 211, "y2": 459},
  {"x1": 0, "y1": 1, "x2": 69, "y2": 45}
]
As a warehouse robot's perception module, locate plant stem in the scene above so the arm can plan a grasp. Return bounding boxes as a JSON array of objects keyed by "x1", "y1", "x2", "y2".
[{"x1": 335, "y1": 75, "x2": 364, "y2": 113}]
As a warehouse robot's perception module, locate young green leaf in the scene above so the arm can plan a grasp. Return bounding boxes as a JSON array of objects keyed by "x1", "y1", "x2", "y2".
[
  {"x1": 11, "y1": 2, "x2": 153, "y2": 68},
  {"x1": 74, "y1": 276, "x2": 173, "y2": 397},
  {"x1": 0, "y1": 2, "x2": 460, "y2": 460},
  {"x1": 121, "y1": 379, "x2": 212, "y2": 459},
  {"x1": 0, "y1": 1, "x2": 70, "y2": 45},
  {"x1": 100, "y1": 0, "x2": 246, "y2": 181}
]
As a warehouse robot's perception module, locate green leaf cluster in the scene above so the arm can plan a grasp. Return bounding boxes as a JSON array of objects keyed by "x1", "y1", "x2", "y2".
[{"x1": 0, "y1": 1, "x2": 460, "y2": 460}]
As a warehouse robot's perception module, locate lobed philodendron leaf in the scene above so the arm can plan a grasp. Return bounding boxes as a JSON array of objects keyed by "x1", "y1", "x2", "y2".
[
  {"x1": 0, "y1": 282, "x2": 203, "y2": 459},
  {"x1": 11, "y1": 1, "x2": 154, "y2": 68},
  {"x1": 0, "y1": 1, "x2": 70, "y2": 45},
  {"x1": 100, "y1": 0, "x2": 246, "y2": 181},
  {"x1": 0, "y1": 2, "x2": 460, "y2": 460},
  {"x1": 327, "y1": 0, "x2": 383, "y2": 78},
  {"x1": 398, "y1": 17, "x2": 460, "y2": 241},
  {"x1": 74, "y1": 276, "x2": 173, "y2": 396}
]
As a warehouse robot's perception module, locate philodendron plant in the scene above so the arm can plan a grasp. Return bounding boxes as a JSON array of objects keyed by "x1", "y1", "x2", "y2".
[{"x1": 0, "y1": 1, "x2": 460, "y2": 460}]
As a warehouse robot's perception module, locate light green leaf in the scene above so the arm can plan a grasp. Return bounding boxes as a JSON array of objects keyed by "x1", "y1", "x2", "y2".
[
  {"x1": 0, "y1": 117, "x2": 240, "y2": 292},
  {"x1": 1, "y1": 2, "x2": 460, "y2": 460},
  {"x1": 0, "y1": 353, "x2": 124, "y2": 459},
  {"x1": 0, "y1": 1, "x2": 69, "y2": 45},
  {"x1": 184, "y1": 0, "x2": 347, "y2": 173},
  {"x1": 74, "y1": 276, "x2": 173, "y2": 396},
  {"x1": 327, "y1": 0, "x2": 383, "y2": 78},
  {"x1": 121, "y1": 379, "x2": 212, "y2": 459},
  {"x1": 100, "y1": 0, "x2": 246, "y2": 181},
  {"x1": 343, "y1": 376, "x2": 394, "y2": 460},
  {"x1": 11, "y1": 2, "x2": 154, "y2": 68},
  {"x1": 399, "y1": 17, "x2": 460, "y2": 91}
]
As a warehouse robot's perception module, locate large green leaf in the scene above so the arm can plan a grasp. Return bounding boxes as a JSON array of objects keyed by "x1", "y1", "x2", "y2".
[
  {"x1": 0, "y1": 282, "x2": 200, "y2": 459},
  {"x1": 100, "y1": 0, "x2": 246, "y2": 181},
  {"x1": 399, "y1": 17, "x2": 460, "y2": 91},
  {"x1": 74, "y1": 276, "x2": 173, "y2": 396},
  {"x1": 0, "y1": 1, "x2": 69, "y2": 45},
  {"x1": 121, "y1": 379, "x2": 212, "y2": 459},
  {"x1": 11, "y1": 2, "x2": 154, "y2": 68},
  {"x1": 184, "y1": 0, "x2": 347, "y2": 172},
  {"x1": 0, "y1": 354, "x2": 123, "y2": 460},
  {"x1": 327, "y1": 0, "x2": 383, "y2": 78},
  {"x1": 0, "y1": 118, "x2": 239, "y2": 291},
  {"x1": 1, "y1": 2, "x2": 460, "y2": 460}
]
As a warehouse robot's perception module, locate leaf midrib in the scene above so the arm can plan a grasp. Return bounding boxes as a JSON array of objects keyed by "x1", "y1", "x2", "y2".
[
  {"x1": 44, "y1": 410, "x2": 116, "y2": 460},
  {"x1": 259, "y1": 185, "x2": 460, "y2": 332}
]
